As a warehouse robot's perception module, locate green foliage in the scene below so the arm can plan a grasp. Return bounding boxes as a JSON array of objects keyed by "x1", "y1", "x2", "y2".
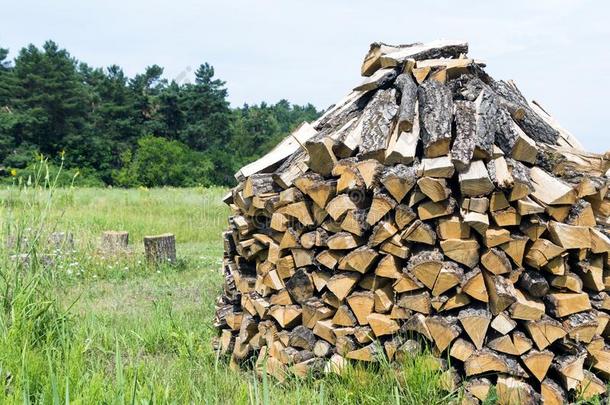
[
  {"x1": 1, "y1": 155, "x2": 104, "y2": 187},
  {"x1": 113, "y1": 135, "x2": 213, "y2": 187},
  {"x1": 231, "y1": 100, "x2": 319, "y2": 168},
  {"x1": 0, "y1": 41, "x2": 321, "y2": 187},
  {"x1": 12, "y1": 41, "x2": 89, "y2": 159}
]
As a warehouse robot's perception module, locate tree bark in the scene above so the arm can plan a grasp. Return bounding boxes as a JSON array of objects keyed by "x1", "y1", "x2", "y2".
[
  {"x1": 101, "y1": 231, "x2": 129, "y2": 254},
  {"x1": 418, "y1": 80, "x2": 453, "y2": 157},
  {"x1": 491, "y1": 80, "x2": 559, "y2": 145},
  {"x1": 358, "y1": 88, "x2": 398, "y2": 161},
  {"x1": 394, "y1": 73, "x2": 418, "y2": 132},
  {"x1": 473, "y1": 88, "x2": 499, "y2": 159},
  {"x1": 144, "y1": 233, "x2": 176, "y2": 264},
  {"x1": 518, "y1": 269, "x2": 550, "y2": 298},
  {"x1": 451, "y1": 100, "x2": 476, "y2": 171}
]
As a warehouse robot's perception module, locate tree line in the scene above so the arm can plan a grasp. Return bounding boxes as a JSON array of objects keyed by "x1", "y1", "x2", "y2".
[{"x1": 0, "y1": 41, "x2": 320, "y2": 187}]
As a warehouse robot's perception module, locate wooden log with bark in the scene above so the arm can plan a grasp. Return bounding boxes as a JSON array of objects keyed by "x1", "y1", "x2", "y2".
[
  {"x1": 100, "y1": 231, "x2": 129, "y2": 255},
  {"x1": 144, "y1": 233, "x2": 176, "y2": 264}
]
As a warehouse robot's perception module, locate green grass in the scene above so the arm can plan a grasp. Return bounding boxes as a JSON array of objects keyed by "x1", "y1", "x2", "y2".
[{"x1": 0, "y1": 182, "x2": 467, "y2": 404}]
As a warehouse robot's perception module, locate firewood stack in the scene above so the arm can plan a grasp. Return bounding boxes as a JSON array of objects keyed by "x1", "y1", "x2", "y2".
[{"x1": 214, "y1": 40, "x2": 610, "y2": 403}]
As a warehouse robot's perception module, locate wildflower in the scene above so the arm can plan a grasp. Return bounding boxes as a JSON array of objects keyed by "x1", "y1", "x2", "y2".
[{"x1": 10, "y1": 169, "x2": 16, "y2": 177}]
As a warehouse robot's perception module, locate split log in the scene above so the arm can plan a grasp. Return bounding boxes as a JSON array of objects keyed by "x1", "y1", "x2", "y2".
[
  {"x1": 437, "y1": 216, "x2": 470, "y2": 240},
  {"x1": 440, "y1": 238, "x2": 479, "y2": 268},
  {"x1": 465, "y1": 378, "x2": 492, "y2": 402},
  {"x1": 346, "y1": 291, "x2": 375, "y2": 325},
  {"x1": 450, "y1": 338, "x2": 475, "y2": 362},
  {"x1": 418, "y1": 80, "x2": 453, "y2": 157},
  {"x1": 491, "y1": 80, "x2": 559, "y2": 145},
  {"x1": 401, "y1": 220, "x2": 436, "y2": 245},
  {"x1": 458, "y1": 308, "x2": 491, "y2": 349},
  {"x1": 480, "y1": 248, "x2": 511, "y2": 275},
  {"x1": 426, "y1": 315, "x2": 461, "y2": 352},
  {"x1": 577, "y1": 370, "x2": 607, "y2": 400},
  {"x1": 236, "y1": 122, "x2": 317, "y2": 181},
  {"x1": 417, "y1": 177, "x2": 450, "y2": 202},
  {"x1": 421, "y1": 156, "x2": 455, "y2": 178},
  {"x1": 472, "y1": 88, "x2": 499, "y2": 159},
  {"x1": 552, "y1": 353, "x2": 586, "y2": 391},
  {"x1": 491, "y1": 312, "x2": 517, "y2": 335},
  {"x1": 376, "y1": 40, "x2": 469, "y2": 71},
  {"x1": 525, "y1": 316, "x2": 567, "y2": 350},
  {"x1": 461, "y1": 268, "x2": 488, "y2": 302},
  {"x1": 358, "y1": 88, "x2": 398, "y2": 161},
  {"x1": 545, "y1": 292, "x2": 591, "y2": 317},
  {"x1": 353, "y1": 68, "x2": 397, "y2": 92},
  {"x1": 530, "y1": 167, "x2": 577, "y2": 206},
  {"x1": 518, "y1": 269, "x2": 549, "y2": 297},
  {"x1": 366, "y1": 192, "x2": 397, "y2": 225},
  {"x1": 509, "y1": 290, "x2": 545, "y2": 321},
  {"x1": 540, "y1": 378, "x2": 566, "y2": 405},
  {"x1": 394, "y1": 72, "x2": 418, "y2": 132},
  {"x1": 496, "y1": 109, "x2": 538, "y2": 164},
  {"x1": 451, "y1": 100, "x2": 476, "y2": 171},
  {"x1": 385, "y1": 103, "x2": 419, "y2": 164},
  {"x1": 483, "y1": 271, "x2": 517, "y2": 315},
  {"x1": 327, "y1": 272, "x2": 359, "y2": 301},
  {"x1": 547, "y1": 221, "x2": 592, "y2": 249},
  {"x1": 380, "y1": 164, "x2": 417, "y2": 202},
  {"x1": 459, "y1": 160, "x2": 494, "y2": 197},
  {"x1": 367, "y1": 313, "x2": 400, "y2": 337},
  {"x1": 464, "y1": 349, "x2": 526, "y2": 377},
  {"x1": 495, "y1": 375, "x2": 539, "y2": 405}
]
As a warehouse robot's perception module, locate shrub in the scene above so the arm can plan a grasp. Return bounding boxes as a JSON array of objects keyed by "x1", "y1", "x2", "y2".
[{"x1": 112, "y1": 135, "x2": 214, "y2": 187}]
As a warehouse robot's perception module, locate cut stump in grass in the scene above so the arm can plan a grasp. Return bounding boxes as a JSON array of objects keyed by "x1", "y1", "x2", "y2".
[
  {"x1": 144, "y1": 233, "x2": 176, "y2": 264},
  {"x1": 101, "y1": 231, "x2": 129, "y2": 255},
  {"x1": 49, "y1": 231, "x2": 75, "y2": 252}
]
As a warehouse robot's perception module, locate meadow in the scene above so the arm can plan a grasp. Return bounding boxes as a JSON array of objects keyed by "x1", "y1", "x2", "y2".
[{"x1": 0, "y1": 171, "x2": 478, "y2": 404}]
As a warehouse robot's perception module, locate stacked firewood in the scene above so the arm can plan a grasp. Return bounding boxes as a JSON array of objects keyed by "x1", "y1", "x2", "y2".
[{"x1": 214, "y1": 40, "x2": 610, "y2": 404}]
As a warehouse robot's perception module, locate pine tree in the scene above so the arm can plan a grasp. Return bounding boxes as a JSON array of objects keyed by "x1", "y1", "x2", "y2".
[
  {"x1": 12, "y1": 41, "x2": 88, "y2": 164},
  {"x1": 80, "y1": 64, "x2": 140, "y2": 181},
  {"x1": 179, "y1": 63, "x2": 234, "y2": 184},
  {"x1": 0, "y1": 47, "x2": 17, "y2": 163}
]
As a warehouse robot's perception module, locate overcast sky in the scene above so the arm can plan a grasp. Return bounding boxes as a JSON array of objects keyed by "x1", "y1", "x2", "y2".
[{"x1": 2, "y1": 0, "x2": 609, "y2": 151}]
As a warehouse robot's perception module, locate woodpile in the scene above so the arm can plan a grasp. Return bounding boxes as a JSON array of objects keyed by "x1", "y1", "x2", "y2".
[{"x1": 214, "y1": 40, "x2": 610, "y2": 403}]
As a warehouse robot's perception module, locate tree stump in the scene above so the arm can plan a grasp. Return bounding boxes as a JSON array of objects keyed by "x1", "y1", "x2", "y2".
[
  {"x1": 144, "y1": 233, "x2": 176, "y2": 264},
  {"x1": 48, "y1": 231, "x2": 74, "y2": 252},
  {"x1": 101, "y1": 231, "x2": 129, "y2": 254}
]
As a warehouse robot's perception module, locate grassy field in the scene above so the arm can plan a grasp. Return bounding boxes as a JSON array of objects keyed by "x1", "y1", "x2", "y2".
[{"x1": 0, "y1": 177, "x2": 468, "y2": 404}]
